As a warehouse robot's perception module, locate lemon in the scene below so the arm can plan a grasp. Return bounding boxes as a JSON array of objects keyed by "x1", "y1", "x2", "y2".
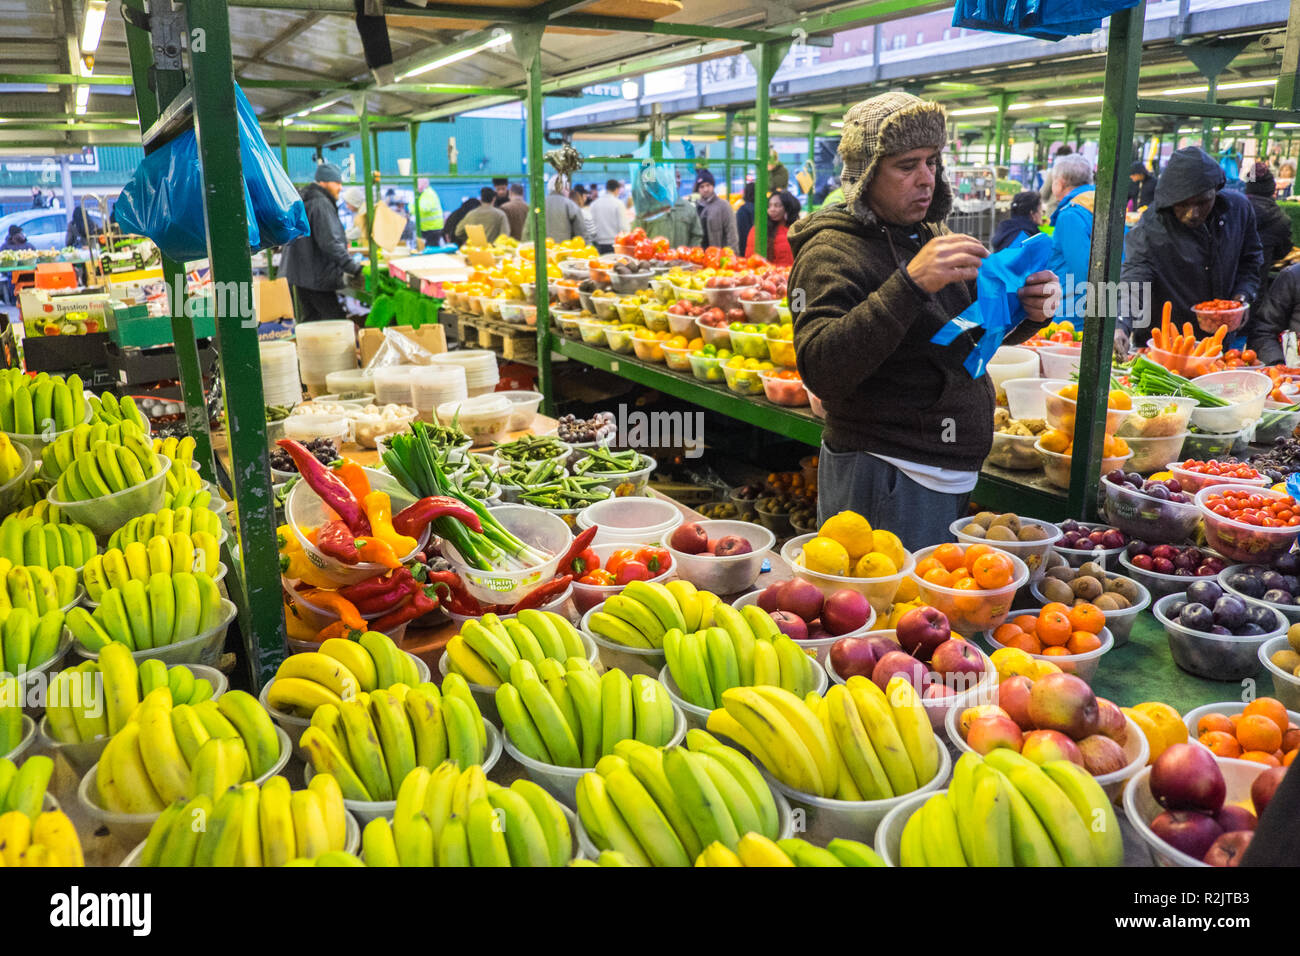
[
  {"x1": 818, "y1": 511, "x2": 875, "y2": 561},
  {"x1": 870, "y1": 529, "x2": 906, "y2": 571},
  {"x1": 854, "y1": 552, "x2": 897, "y2": 578},
  {"x1": 886, "y1": 598, "x2": 924, "y2": 628},
  {"x1": 1028, "y1": 660, "x2": 1062, "y2": 680},
  {"x1": 1133, "y1": 701, "x2": 1188, "y2": 746},
  {"x1": 1123, "y1": 706, "x2": 1169, "y2": 764},
  {"x1": 802, "y1": 536, "x2": 850, "y2": 576},
  {"x1": 894, "y1": 575, "x2": 920, "y2": 603}
]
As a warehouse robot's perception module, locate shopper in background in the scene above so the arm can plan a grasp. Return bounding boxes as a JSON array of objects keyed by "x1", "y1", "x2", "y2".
[
  {"x1": 500, "y1": 183, "x2": 529, "y2": 240},
  {"x1": 1, "y1": 225, "x2": 33, "y2": 251},
  {"x1": 633, "y1": 190, "x2": 704, "y2": 248},
  {"x1": 745, "y1": 189, "x2": 800, "y2": 266},
  {"x1": 1248, "y1": 261, "x2": 1300, "y2": 365},
  {"x1": 571, "y1": 185, "x2": 596, "y2": 241},
  {"x1": 492, "y1": 178, "x2": 510, "y2": 207},
  {"x1": 454, "y1": 186, "x2": 511, "y2": 244},
  {"x1": 29, "y1": 187, "x2": 46, "y2": 209},
  {"x1": 1115, "y1": 145, "x2": 1264, "y2": 353},
  {"x1": 789, "y1": 92, "x2": 1059, "y2": 549},
  {"x1": 341, "y1": 186, "x2": 366, "y2": 242},
  {"x1": 1039, "y1": 143, "x2": 1073, "y2": 216},
  {"x1": 735, "y1": 182, "x2": 757, "y2": 257},
  {"x1": 1128, "y1": 161, "x2": 1156, "y2": 211},
  {"x1": 416, "y1": 177, "x2": 445, "y2": 246},
  {"x1": 1245, "y1": 160, "x2": 1294, "y2": 294},
  {"x1": 991, "y1": 191, "x2": 1042, "y2": 252},
  {"x1": 589, "y1": 178, "x2": 630, "y2": 254},
  {"x1": 280, "y1": 163, "x2": 362, "y2": 322},
  {"x1": 523, "y1": 180, "x2": 589, "y2": 243},
  {"x1": 768, "y1": 151, "x2": 790, "y2": 193},
  {"x1": 1046, "y1": 153, "x2": 1097, "y2": 319},
  {"x1": 442, "y1": 194, "x2": 479, "y2": 247},
  {"x1": 64, "y1": 202, "x2": 94, "y2": 248},
  {"x1": 822, "y1": 175, "x2": 845, "y2": 207},
  {"x1": 695, "y1": 169, "x2": 738, "y2": 251}
]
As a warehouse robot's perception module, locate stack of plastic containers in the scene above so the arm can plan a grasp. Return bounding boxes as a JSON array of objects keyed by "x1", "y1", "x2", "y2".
[
  {"x1": 260, "y1": 339, "x2": 301, "y2": 408},
  {"x1": 325, "y1": 368, "x2": 375, "y2": 400},
  {"x1": 410, "y1": 366, "x2": 468, "y2": 422},
  {"x1": 431, "y1": 350, "x2": 499, "y2": 397},
  {"x1": 296, "y1": 320, "x2": 359, "y2": 395},
  {"x1": 373, "y1": 366, "x2": 421, "y2": 406}
]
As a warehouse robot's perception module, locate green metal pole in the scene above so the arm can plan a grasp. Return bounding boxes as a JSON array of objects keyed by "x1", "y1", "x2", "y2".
[
  {"x1": 409, "y1": 122, "x2": 422, "y2": 237},
  {"x1": 995, "y1": 92, "x2": 1014, "y2": 166},
  {"x1": 185, "y1": 0, "x2": 284, "y2": 688},
  {"x1": 753, "y1": 43, "x2": 775, "y2": 258},
  {"x1": 359, "y1": 102, "x2": 379, "y2": 295},
  {"x1": 806, "y1": 113, "x2": 819, "y2": 211},
  {"x1": 724, "y1": 111, "x2": 734, "y2": 199},
  {"x1": 1202, "y1": 76, "x2": 1217, "y2": 151},
  {"x1": 518, "y1": 26, "x2": 552, "y2": 415},
  {"x1": 279, "y1": 121, "x2": 289, "y2": 172}
]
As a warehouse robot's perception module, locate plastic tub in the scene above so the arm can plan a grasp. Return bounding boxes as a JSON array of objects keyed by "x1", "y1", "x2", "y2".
[
  {"x1": 1256, "y1": 402, "x2": 1300, "y2": 444},
  {"x1": 1181, "y1": 428, "x2": 1245, "y2": 460},
  {"x1": 286, "y1": 467, "x2": 429, "y2": 586},
  {"x1": 123, "y1": 809, "x2": 361, "y2": 866},
  {"x1": 1, "y1": 714, "x2": 35, "y2": 762},
  {"x1": 1187, "y1": 370, "x2": 1271, "y2": 431},
  {"x1": 671, "y1": 284, "x2": 705, "y2": 304},
  {"x1": 1195, "y1": 483, "x2": 1300, "y2": 565},
  {"x1": 1218, "y1": 565, "x2": 1300, "y2": 625},
  {"x1": 631, "y1": 335, "x2": 666, "y2": 363},
  {"x1": 950, "y1": 515, "x2": 1061, "y2": 583},
  {"x1": 1099, "y1": 476, "x2": 1202, "y2": 544},
  {"x1": 1167, "y1": 461, "x2": 1268, "y2": 494},
  {"x1": 909, "y1": 544, "x2": 1029, "y2": 637},
  {"x1": 0, "y1": 443, "x2": 34, "y2": 514},
  {"x1": 47, "y1": 454, "x2": 171, "y2": 536},
  {"x1": 438, "y1": 627, "x2": 595, "y2": 725},
  {"x1": 1116, "y1": 395, "x2": 1198, "y2": 438},
  {"x1": 662, "y1": 344, "x2": 693, "y2": 372},
  {"x1": 1147, "y1": 344, "x2": 1220, "y2": 378},
  {"x1": 79, "y1": 726, "x2": 292, "y2": 846},
  {"x1": 558, "y1": 259, "x2": 590, "y2": 280},
  {"x1": 698, "y1": 324, "x2": 731, "y2": 349},
  {"x1": 576, "y1": 495, "x2": 683, "y2": 549},
  {"x1": 553, "y1": 311, "x2": 583, "y2": 340},
  {"x1": 739, "y1": 297, "x2": 780, "y2": 323},
  {"x1": 730, "y1": 590, "x2": 877, "y2": 666},
  {"x1": 587, "y1": 255, "x2": 630, "y2": 285},
  {"x1": 1192, "y1": 300, "x2": 1248, "y2": 334},
  {"x1": 578, "y1": 602, "x2": 670, "y2": 677},
  {"x1": 758, "y1": 370, "x2": 809, "y2": 407},
  {"x1": 700, "y1": 286, "x2": 740, "y2": 311},
  {"x1": 1119, "y1": 430, "x2": 1192, "y2": 474},
  {"x1": 15, "y1": 629, "x2": 72, "y2": 716},
  {"x1": 661, "y1": 520, "x2": 774, "y2": 596},
  {"x1": 659, "y1": 664, "x2": 828, "y2": 733},
  {"x1": 688, "y1": 352, "x2": 724, "y2": 383},
  {"x1": 443, "y1": 504, "x2": 571, "y2": 605},
  {"x1": 1003, "y1": 378, "x2": 1047, "y2": 420},
  {"x1": 1035, "y1": 440, "x2": 1132, "y2": 491},
  {"x1": 574, "y1": 453, "x2": 655, "y2": 498},
  {"x1": 503, "y1": 704, "x2": 685, "y2": 807},
  {"x1": 988, "y1": 346, "x2": 1040, "y2": 393},
  {"x1": 766, "y1": 333, "x2": 796, "y2": 369},
  {"x1": 614, "y1": 299, "x2": 644, "y2": 324},
  {"x1": 1028, "y1": 574, "x2": 1151, "y2": 646},
  {"x1": 284, "y1": 413, "x2": 351, "y2": 447},
  {"x1": 728, "y1": 328, "x2": 769, "y2": 359},
  {"x1": 577, "y1": 318, "x2": 614, "y2": 346},
  {"x1": 1041, "y1": 380, "x2": 1129, "y2": 435},
  {"x1": 1115, "y1": 548, "x2": 1218, "y2": 600},
  {"x1": 589, "y1": 295, "x2": 619, "y2": 321},
  {"x1": 986, "y1": 431, "x2": 1043, "y2": 471},
  {"x1": 984, "y1": 624, "x2": 1114, "y2": 683},
  {"x1": 1258, "y1": 636, "x2": 1300, "y2": 711},
  {"x1": 722, "y1": 363, "x2": 765, "y2": 396},
  {"x1": 436, "y1": 395, "x2": 512, "y2": 445},
  {"x1": 3, "y1": 406, "x2": 92, "y2": 457},
  {"x1": 1152, "y1": 591, "x2": 1286, "y2": 680},
  {"x1": 495, "y1": 390, "x2": 543, "y2": 432},
  {"x1": 649, "y1": 278, "x2": 675, "y2": 303},
  {"x1": 73, "y1": 599, "x2": 238, "y2": 667},
  {"x1": 603, "y1": 326, "x2": 635, "y2": 354},
  {"x1": 1123, "y1": 759, "x2": 1265, "y2": 866},
  {"x1": 666, "y1": 312, "x2": 698, "y2": 338},
  {"x1": 782, "y1": 533, "x2": 915, "y2": 616},
  {"x1": 1183, "y1": 699, "x2": 1300, "y2": 767},
  {"x1": 1038, "y1": 344, "x2": 1082, "y2": 379}
]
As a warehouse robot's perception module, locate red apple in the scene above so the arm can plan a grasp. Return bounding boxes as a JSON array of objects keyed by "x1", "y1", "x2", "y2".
[
  {"x1": 862, "y1": 633, "x2": 903, "y2": 663},
  {"x1": 769, "y1": 610, "x2": 807, "y2": 642},
  {"x1": 822, "y1": 590, "x2": 870, "y2": 635},
  {"x1": 756, "y1": 582, "x2": 786, "y2": 614},
  {"x1": 1203, "y1": 830, "x2": 1253, "y2": 867},
  {"x1": 895, "y1": 606, "x2": 951, "y2": 661},
  {"x1": 923, "y1": 682, "x2": 955, "y2": 702},
  {"x1": 966, "y1": 715, "x2": 1023, "y2": 755},
  {"x1": 929, "y1": 638, "x2": 986, "y2": 691},
  {"x1": 958, "y1": 704, "x2": 1010, "y2": 738},
  {"x1": 1151, "y1": 743, "x2": 1226, "y2": 813},
  {"x1": 1250, "y1": 765, "x2": 1287, "y2": 818},
  {"x1": 776, "y1": 580, "x2": 824, "y2": 624},
  {"x1": 1095, "y1": 698, "x2": 1128, "y2": 745},
  {"x1": 1151, "y1": 810, "x2": 1223, "y2": 860},
  {"x1": 1076, "y1": 734, "x2": 1127, "y2": 775},
  {"x1": 1021, "y1": 729, "x2": 1085, "y2": 767},
  {"x1": 997, "y1": 676, "x2": 1035, "y2": 731},
  {"x1": 670, "y1": 522, "x2": 708, "y2": 555},
  {"x1": 713, "y1": 535, "x2": 752, "y2": 557},
  {"x1": 1028, "y1": 673, "x2": 1099, "y2": 740},
  {"x1": 726, "y1": 308, "x2": 745, "y2": 323},
  {"x1": 829, "y1": 637, "x2": 877, "y2": 680},
  {"x1": 871, "y1": 650, "x2": 928, "y2": 693},
  {"x1": 1213, "y1": 804, "x2": 1257, "y2": 832}
]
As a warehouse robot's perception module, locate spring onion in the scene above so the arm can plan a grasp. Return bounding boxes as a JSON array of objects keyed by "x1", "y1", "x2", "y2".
[{"x1": 1128, "y1": 356, "x2": 1229, "y2": 407}]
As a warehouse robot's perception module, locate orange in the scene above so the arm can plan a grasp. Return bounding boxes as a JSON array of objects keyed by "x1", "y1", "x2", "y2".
[
  {"x1": 1228, "y1": 713, "x2": 1242, "y2": 730},
  {"x1": 993, "y1": 622, "x2": 1023, "y2": 645},
  {"x1": 1239, "y1": 750, "x2": 1282, "y2": 767},
  {"x1": 1067, "y1": 603, "x2": 1105, "y2": 635},
  {"x1": 1012, "y1": 614, "x2": 1040, "y2": 636},
  {"x1": 922, "y1": 566, "x2": 953, "y2": 587},
  {"x1": 1038, "y1": 429, "x2": 1072, "y2": 453},
  {"x1": 972, "y1": 552, "x2": 1013, "y2": 589},
  {"x1": 933, "y1": 543, "x2": 965, "y2": 573},
  {"x1": 1242, "y1": 697, "x2": 1290, "y2": 735},
  {"x1": 1042, "y1": 646, "x2": 1072, "y2": 657},
  {"x1": 1066, "y1": 630, "x2": 1102, "y2": 654},
  {"x1": 963, "y1": 543, "x2": 995, "y2": 570},
  {"x1": 1037, "y1": 610, "x2": 1073, "y2": 647},
  {"x1": 1237, "y1": 714, "x2": 1283, "y2": 754},
  {"x1": 1040, "y1": 602, "x2": 1071, "y2": 619},
  {"x1": 1000, "y1": 629, "x2": 1042, "y2": 655},
  {"x1": 1107, "y1": 390, "x2": 1132, "y2": 410},
  {"x1": 1197, "y1": 713, "x2": 1235, "y2": 737},
  {"x1": 1199, "y1": 731, "x2": 1242, "y2": 758},
  {"x1": 914, "y1": 557, "x2": 946, "y2": 579},
  {"x1": 950, "y1": 567, "x2": 975, "y2": 584},
  {"x1": 951, "y1": 576, "x2": 985, "y2": 614},
  {"x1": 1058, "y1": 383, "x2": 1079, "y2": 400}
]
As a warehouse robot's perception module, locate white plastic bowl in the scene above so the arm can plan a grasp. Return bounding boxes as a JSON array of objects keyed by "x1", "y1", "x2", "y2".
[
  {"x1": 729, "y1": 589, "x2": 877, "y2": 665},
  {"x1": 983, "y1": 624, "x2": 1114, "y2": 684},
  {"x1": 497, "y1": 390, "x2": 544, "y2": 431},
  {"x1": 1259, "y1": 636, "x2": 1300, "y2": 711},
  {"x1": 0, "y1": 443, "x2": 34, "y2": 514},
  {"x1": 1194, "y1": 483, "x2": 1300, "y2": 566},
  {"x1": 572, "y1": 546, "x2": 675, "y2": 615},
  {"x1": 442, "y1": 504, "x2": 571, "y2": 605},
  {"x1": 1003, "y1": 377, "x2": 1047, "y2": 420},
  {"x1": 660, "y1": 520, "x2": 774, "y2": 596},
  {"x1": 1123, "y1": 758, "x2": 1266, "y2": 866},
  {"x1": 1186, "y1": 370, "x2": 1271, "y2": 432},
  {"x1": 781, "y1": 533, "x2": 914, "y2": 616},
  {"x1": 1038, "y1": 344, "x2": 1081, "y2": 380},
  {"x1": 988, "y1": 347, "x2": 1039, "y2": 393},
  {"x1": 658, "y1": 663, "x2": 828, "y2": 733},
  {"x1": 47, "y1": 454, "x2": 172, "y2": 536},
  {"x1": 950, "y1": 516, "x2": 1062, "y2": 584},
  {"x1": 73, "y1": 599, "x2": 237, "y2": 667},
  {"x1": 1182, "y1": 699, "x2": 1300, "y2": 768},
  {"x1": 1028, "y1": 574, "x2": 1151, "y2": 646},
  {"x1": 1116, "y1": 548, "x2": 1225, "y2": 600},
  {"x1": 1218, "y1": 564, "x2": 1300, "y2": 625},
  {"x1": 1152, "y1": 592, "x2": 1286, "y2": 681},
  {"x1": 576, "y1": 495, "x2": 684, "y2": 550},
  {"x1": 910, "y1": 544, "x2": 1029, "y2": 638},
  {"x1": 872, "y1": 788, "x2": 933, "y2": 866}
]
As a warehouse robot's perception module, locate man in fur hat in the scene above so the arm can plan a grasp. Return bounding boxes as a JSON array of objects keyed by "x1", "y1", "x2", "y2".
[{"x1": 790, "y1": 92, "x2": 1059, "y2": 549}]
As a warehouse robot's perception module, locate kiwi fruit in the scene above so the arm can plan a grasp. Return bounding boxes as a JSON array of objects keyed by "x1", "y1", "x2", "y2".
[
  {"x1": 1046, "y1": 565, "x2": 1075, "y2": 583},
  {"x1": 1018, "y1": 524, "x2": 1049, "y2": 542},
  {"x1": 1288, "y1": 622, "x2": 1300, "y2": 654},
  {"x1": 1107, "y1": 577, "x2": 1140, "y2": 602},
  {"x1": 1070, "y1": 576, "x2": 1104, "y2": 601},
  {"x1": 1040, "y1": 577, "x2": 1075, "y2": 605},
  {"x1": 1077, "y1": 561, "x2": 1107, "y2": 581},
  {"x1": 961, "y1": 523, "x2": 987, "y2": 539},
  {"x1": 986, "y1": 525, "x2": 1019, "y2": 542},
  {"x1": 1092, "y1": 593, "x2": 1122, "y2": 612},
  {"x1": 1044, "y1": 551, "x2": 1067, "y2": 570},
  {"x1": 1270, "y1": 649, "x2": 1300, "y2": 674},
  {"x1": 971, "y1": 511, "x2": 998, "y2": 529},
  {"x1": 988, "y1": 513, "x2": 1022, "y2": 536}
]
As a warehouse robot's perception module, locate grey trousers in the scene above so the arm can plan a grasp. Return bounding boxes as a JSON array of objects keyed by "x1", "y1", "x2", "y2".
[{"x1": 816, "y1": 443, "x2": 969, "y2": 554}]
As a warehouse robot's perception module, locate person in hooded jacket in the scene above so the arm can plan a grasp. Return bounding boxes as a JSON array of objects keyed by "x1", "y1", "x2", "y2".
[
  {"x1": 1245, "y1": 161, "x2": 1294, "y2": 295},
  {"x1": 789, "y1": 92, "x2": 1059, "y2": 550},
  {"x1": 279, "y1": 164, "x2": 363, "y2": 322},
  {"x1": 991, "y1": 191, "x2": 1041, "y2": 252},
  {"x1": 1128, "y1": 161, "x2": 1157, "y2": 211},
  {"x1": 1115, "y1": 145, "x2": 1264, "y2": 354}
]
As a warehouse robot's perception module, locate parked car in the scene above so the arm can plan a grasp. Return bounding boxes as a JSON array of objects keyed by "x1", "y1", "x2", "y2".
[{"x1": 0, "y1": 208, "x2": 100, "y2": 250}]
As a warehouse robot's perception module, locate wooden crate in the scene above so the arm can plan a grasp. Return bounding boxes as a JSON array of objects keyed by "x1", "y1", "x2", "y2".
[{"x1": 454, "y1": 312, "x2": 537, "y2": 363}]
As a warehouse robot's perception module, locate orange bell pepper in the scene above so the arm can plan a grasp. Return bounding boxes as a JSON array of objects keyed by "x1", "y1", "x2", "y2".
[{"x1": 333, "y1": 459, "x2": 372, "y2": 504}]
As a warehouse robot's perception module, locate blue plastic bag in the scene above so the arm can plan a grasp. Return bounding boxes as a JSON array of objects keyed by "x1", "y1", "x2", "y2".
[
  {"x1": 952, "y1": 0, "x2": 1136, "y2": 39},
  {"x1": 931, "y1": 232, "x2": 1053, "y2": 378},
  {"x1": 234, "y1": 84, "x2": 308, "y2": 247},
  {"x1": 115, "y1": 128, "x2": 260, "y2": 262},
  {"x1": 629, "y1": 140, "x2": 677, "y2": 223}
]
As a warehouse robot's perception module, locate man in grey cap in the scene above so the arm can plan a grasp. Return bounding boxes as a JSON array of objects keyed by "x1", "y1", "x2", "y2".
[
  {"x1": 789, "y1": 92, "x2": 1060, "y2": 550},
  {"x1": 280, "y1": 162, "x2": 363, "y2": 322},
  {"x1": 694, "y1": 169, "x2": 737, "y2": 251}
]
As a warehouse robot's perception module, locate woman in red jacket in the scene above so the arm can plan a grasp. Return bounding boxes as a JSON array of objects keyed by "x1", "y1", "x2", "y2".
[{"x1": 745, "y1": 190, "x2": 801, "y2": 266}]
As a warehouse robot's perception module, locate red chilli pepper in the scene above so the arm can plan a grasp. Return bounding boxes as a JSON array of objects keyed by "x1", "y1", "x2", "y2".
[
  {"x1": 426, "y1": 569, "x2": 483, "y2": 616},
  {"x1": 392, "y1": 496, "x2": 483, "y2": 538},
  {"x1": 509, "y1": 574, "x2": 573, "y2": 613},
  {"x1": 338, "y1": 567, "x2": 417, "y2": 604},
  {"x1": 370, "y1": 588, "x2": 440, "y2": 631},
  {"x1": 556, "y1": 525, "x2": 599, "y2": 576},
  {"x1": 276, "y1": 439, "x2": 371, "y2": 536},
  {"x1": 316, "y1": 520, "x2": 360, "y2": 565}
]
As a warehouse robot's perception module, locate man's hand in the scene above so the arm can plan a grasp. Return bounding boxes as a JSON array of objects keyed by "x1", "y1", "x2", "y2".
[
  {"x1": 1017, "y1": 270, "x2": 1061, "y2": 325},
  {"x1": 905, "y1": 234, "x2": 989, "y2": 294},
  {"x1": 1114, "y1": 328, "x2": 1131, "y2": 360}
]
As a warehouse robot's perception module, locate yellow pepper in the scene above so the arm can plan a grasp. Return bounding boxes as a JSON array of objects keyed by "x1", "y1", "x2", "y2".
[
  {"x1": 362, "y1": 491, "x2": 418, "y2": 557},
  {"x1": 278, "y1": 524, "x2": 340, "y2": 589}
]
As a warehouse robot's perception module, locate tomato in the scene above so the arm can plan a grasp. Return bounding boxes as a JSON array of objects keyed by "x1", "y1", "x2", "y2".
[
  {"x1": 615, "y1": 560, "x2": 651, "y2": 584},
  {"x1": 633, "y1": 546, "x2": 671, "y2": 575},
  {"x1": 579, "y1": 568, "x2": 616, "y2": 586},
  {"x1": 605, "y1": 549, "x2": 639, "y2": 576}
]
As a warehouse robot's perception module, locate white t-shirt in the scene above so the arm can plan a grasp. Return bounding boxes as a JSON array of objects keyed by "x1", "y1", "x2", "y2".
[{"x1": 871, "y1": 454, "x2": 978, "y2": 495}]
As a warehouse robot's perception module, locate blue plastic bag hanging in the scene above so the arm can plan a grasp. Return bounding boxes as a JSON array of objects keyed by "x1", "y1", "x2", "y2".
[
  {"x1": 234, "y1": 84, "x2": 308, "y2": 247},
  {"x1": 629, "y1": 140, "x2": 676, "y2": 223},
  {"x1": 931, "y1": 232, "x2": 1053, "y2": 379},
  {"x1": 115, "y1": 128, "x2": 261, "y2": 263},
  {"x1": 1018, "y1": 0, "x2": 1141, "y2": 30}
]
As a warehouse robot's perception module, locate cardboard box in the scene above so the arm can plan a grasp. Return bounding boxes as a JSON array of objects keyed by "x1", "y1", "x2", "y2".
[
  {"x1": 19, "y1": 289, "x2": 111, "y2": 323},
  {"x1": 254, "y1": 277, "x2": 294, "y2": 323},
  {"x1": 359, "y1": 324, "x2": 448, "y2": 366}
]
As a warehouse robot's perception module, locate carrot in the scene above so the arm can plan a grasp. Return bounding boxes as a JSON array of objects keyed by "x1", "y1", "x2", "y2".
[
  {"x1": 1162, "y1": 302, "x2": 1172, "y2": 338},
  {"x1": 1183, "y1": 322, "x2": 1194, "y2": 339},
  {"x1": 1152, "y1": 328, "x2": 1164, "y2": 349}
]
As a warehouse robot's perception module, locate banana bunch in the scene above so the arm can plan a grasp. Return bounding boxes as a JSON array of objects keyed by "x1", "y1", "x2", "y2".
[
  {"x1": 86, "y1": 391, "x2": 148, "y2": 432},
  {"x1": 266, "y1": 632, "x2": 420, "y2": 717},
  {"x1": 0, "y1": 754, "x2": 53, "y2": 821},
  {"x1": 900, "y1": 750, "x2": 1122, "y2": 867},
  {"x1": 107, "y1": 506, "x2": 222, "y2": 551},
  {"x1": 443, "y1": 610, "x2": 588, "y2": 688},
  {"x1": 0, "y1": 676, "x2": 21, "y2": 755},
  {"x1": 361, "y1": 764, "x2": 574, "y2": 867},
  {"x1": 52, "y1": 436, "x2": 161, "y2": 504},
  {"x1": 45, "y1": 645, "x2": 216, "y2": 745},
  {"x1": 569, "y1": 850, "x2": 637, "y2": 867},
  {"x1": 152, "y1": 436, "x2": 203, "y2": 498},
  {"x1": 282, "y1": 852, "x2": 365, "y2": 866},
  {"x1": 163, "y1": 484, "x2": 217, "y2": 512},
  {"x1": 575, "y1": 729, "x2": 782, "y2": 867},
  {"x1": 707, "y1": 676, "x2": 941, "y2": 801},
  {"x1": 0, "y1": 607, "x2": 66, "y2": 677},
  {"x1": 0, "y1": 809, "x2": 84, "y2": 866},
  {"x1": 299, "y1": 676, "x2": 488, "y2": 803},
  {"x1": 0, "y1": 434, "x2": 23, "y2": 485},
  {"x1": 36, "y1": 419, "x2": 147, "y2": 484},
  {"x1": 586, "y1": 579, "x2": 715, "y2": 650},
  {"x1": 0, "y1": 515, "x2": 97, "y2": 570},
  {"x1": 0, "y1": 370, "x2": 87, "y2": 436},
  {"x1": 9, "y1": 499, "x2": 65, "y2": 525},
  {"x1": 497, "y1": 660, "x2": 675, "y2": 769},
  {"x1": 95, "y1": 688, "x2": 282, "y2": 814},
  {"x1": 695, "y1": 832, "x2": 886, "y2": 867},
  {"x1": 136, "y1": 773, "x2": 349, "y2": 867},
  {"x1": 0, "y1": 563, "x2": 77, "y2": 614},
  {"x1": 83, "y1": 532, "x2": 222, "y2": 602},
  {"x1": 663, "y1": 604, "x2": 819, "y2": 709},
  {"x1": 67, "y1": 570, "x2": 224, "y2": 653}
]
